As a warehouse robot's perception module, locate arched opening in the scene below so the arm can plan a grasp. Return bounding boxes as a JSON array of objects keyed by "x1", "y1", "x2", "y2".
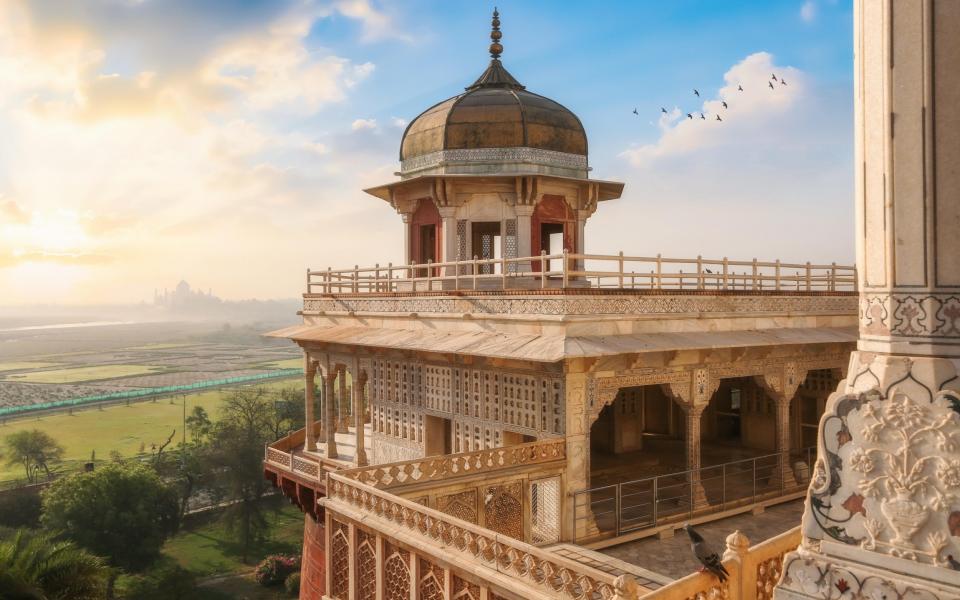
[
  {"x1": 410, "y1": 200, "x2": 441, "y2": 274},
  {"x1": 531, "y1": 195, "x2": 575, "y2": 272},
  {"x1": 589, "y1": 385, "x2": 684, "y2": 487}
]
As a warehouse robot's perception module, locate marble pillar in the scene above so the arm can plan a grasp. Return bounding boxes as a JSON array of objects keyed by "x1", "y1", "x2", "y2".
[{"x1": 776, "y1": 2, "x2": 960, "y2": 597}]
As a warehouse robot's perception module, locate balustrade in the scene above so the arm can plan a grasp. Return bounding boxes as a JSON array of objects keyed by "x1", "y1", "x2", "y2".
[{"x1": 306, "y1": 252, "x2": 857, "y2": 295}]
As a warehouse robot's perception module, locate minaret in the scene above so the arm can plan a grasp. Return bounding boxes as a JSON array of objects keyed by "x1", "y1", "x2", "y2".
[{"x1": 776, "y1": 2, "x2": 960, "y2": 597}]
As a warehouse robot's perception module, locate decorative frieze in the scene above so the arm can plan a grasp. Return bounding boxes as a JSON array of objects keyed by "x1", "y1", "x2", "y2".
[
  {"x1": 400, "y1": 146, "x2": 588, "y2": 177},
  {"x1": 860, "y1": 292, "x2": 960, "y2": 340},
  {"x1": 304, "y1": 293, "x2": 856, "y2": 317}
]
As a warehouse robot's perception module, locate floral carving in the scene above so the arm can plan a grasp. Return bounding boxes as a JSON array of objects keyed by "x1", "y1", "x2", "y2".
[{"x1": 850, "y1": 390, "x2": 960, "y2": 562}]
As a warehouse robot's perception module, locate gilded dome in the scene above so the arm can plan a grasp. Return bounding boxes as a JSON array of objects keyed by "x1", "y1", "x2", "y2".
[
  {"x1": 398, "y1": 11, "x2": 588, "y2": 178},
  {"x1": 399, "y1": 70, "x2": 588, "y2": 161}
]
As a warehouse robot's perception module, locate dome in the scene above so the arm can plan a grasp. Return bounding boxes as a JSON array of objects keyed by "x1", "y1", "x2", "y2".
[{"x1": 398, "y1": 11, "x2": 589, "y2": 179}]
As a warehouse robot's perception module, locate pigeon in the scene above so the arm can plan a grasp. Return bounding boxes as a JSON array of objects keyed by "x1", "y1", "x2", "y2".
[
  {"x1": 721, "y1": 101, "x2": 728, "y2": 109},
  {"x1": 633, "y1": 108, "x2": 639, "y2": 115},
  {"x1": 705, "y1": 268, "x2": 714, "y2": 274},
  {"x1": 715, "y1": 114, "x2": 722, "y2": 121},
  {"x1": 661, "y1": 107, "x2": 668, "y2": 114},
  {"x1": 769, "y1": 81, "x2": 775, "y2": 90},
  {"x1": 687, "y1": 113, "x2": 693, "y2": 119},
  {"x1": 694, "y1": 89, "x2": 700, "y2": 97},
  {"x1": 781, "y1": 79, "x2": 787, "y2": 86},
  {"x1": 737, "y1": 84, "x2": 744, "y2": 91},
  {"x1": 684, "y1": 524, "x2": 729, "y2": 582},
  {"x1": 949, "y1": 555, "x2": 960, "y2": 571},
  {"x1": 772, "y1": 73, "x2": 778, "y2": 81},
  {"x1": 700, "y1": 113, "x2": 705, "y2": 120}
]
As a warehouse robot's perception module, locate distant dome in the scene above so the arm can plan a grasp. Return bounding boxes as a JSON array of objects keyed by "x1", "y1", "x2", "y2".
[{"x1": 398, "y1": 10, "x2": 588, "y2": 179}]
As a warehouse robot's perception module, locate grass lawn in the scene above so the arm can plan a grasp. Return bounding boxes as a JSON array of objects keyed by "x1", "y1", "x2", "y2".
[
  {"x1": 0, "y1": 378, "x2": 303, "y2": 483},
  {"x1": 1, "y1": 364, "x2": 165, "y2": 384},
  {"x1": 0, "y1": 361, "x2": 62, "y2": 373},
  {"x1": 164, "y1": 502, "x2": 304, "y2": 577}
]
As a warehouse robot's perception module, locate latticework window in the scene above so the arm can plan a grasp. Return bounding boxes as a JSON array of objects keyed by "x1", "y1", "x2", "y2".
[
  {"x1": 383, "y1": 544, "x2": 410, "y2": 600},
  {"x1": 484, "y1": 482, "x2": 523, "y2": 540},
  {"x1": 437, "y1": 490, "x2": 478, "y2": 524},
  {"x1": 356, "y1": 530, "x2": 376, "y2": 600},
  {"x1": 418, "y1": 558, "x2": 445, "y2": 600},
  {"x1": 452, "y1": 575, "x2": 480, "y2": 600},
  {"x1": 330, "y1": 522, "x2": 350, "y2": 600},
  {"x1": 530, "y1": 477, "x2": 561, "y2": 544}
]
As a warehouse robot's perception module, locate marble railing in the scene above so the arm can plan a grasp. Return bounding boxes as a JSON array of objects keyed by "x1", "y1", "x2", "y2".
[
  {"x1": 307, "y1": 252, "x2": 856, "y2": 295},
  {"x1": 263, "y1": 424, "x2": 345, "y2": 482},
  {"x1": 641, "y1": 526, "x2": 801, "y2": 600},
  {"x1": 338, "y1": 438, "x2": 565, "y2": 489},
  {"x1": 323, "y1": 469, "x2": 623, "y2": 600}
]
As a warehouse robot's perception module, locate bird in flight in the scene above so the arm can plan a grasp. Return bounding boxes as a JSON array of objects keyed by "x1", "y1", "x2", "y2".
[
  {"x1": 684, "y1": 525, "x2": 729, "y2": 582},
  {"x1": 700, "y1": 113, "x2": 705, "y2": 120},
  {"x1": 781, "y1": 79, "x2": 787, "y2": 86},
  {"x1": 693, "y1": 89, "x2": 700, "y2": 97},
  {"x1": 772, "y1": 73, "x2": 778, "y2": 81},
  {"x1": 633, "y1": 108, "x2": 638, "y2": 115},
  {"x1": 715, "y1": 115, "x2": 722, "y2": 121},
  {"x1": 737, "y1": 84, "x2": 744, "y2": 92},
  {"x1": 661, "y1": 107, "x2": 668, "y2": 114},
  {"x1": 768, "y1": 81, "x2": 775, "y2": 90},
  {"x1": 686, "y1": 113, "x2": 693, "y2": 120},
  {"x1": 721, "y1": 101, "x2": 728, "y2": 109}
]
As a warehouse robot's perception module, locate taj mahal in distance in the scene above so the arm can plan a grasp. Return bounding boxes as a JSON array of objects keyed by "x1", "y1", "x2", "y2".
[{"x1": 262, "y1": 4, "x2": 960, "y2": 600}]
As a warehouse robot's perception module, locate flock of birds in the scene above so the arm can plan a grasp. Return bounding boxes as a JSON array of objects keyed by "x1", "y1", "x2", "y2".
[{"x1": 632, "y1": 73, "x2": 789, "y2": 123}]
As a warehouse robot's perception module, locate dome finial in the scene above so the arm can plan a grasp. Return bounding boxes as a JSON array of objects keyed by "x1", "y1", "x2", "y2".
[{"x1": 489, "y1": 7, "x2": 503, "y2": 59}]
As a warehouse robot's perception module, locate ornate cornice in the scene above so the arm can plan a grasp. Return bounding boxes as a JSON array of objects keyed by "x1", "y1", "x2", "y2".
[{"x1": 400, "y1": 147, "x2": 588, "y2": 178}]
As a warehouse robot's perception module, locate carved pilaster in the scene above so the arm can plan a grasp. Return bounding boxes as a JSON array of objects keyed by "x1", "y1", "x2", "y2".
[
  {"x1": 304, "y1": 356, "x2": 317, "y2": 452},
  {"x1": 324, "y1": 371, "x2": 338, "y2": 459}
]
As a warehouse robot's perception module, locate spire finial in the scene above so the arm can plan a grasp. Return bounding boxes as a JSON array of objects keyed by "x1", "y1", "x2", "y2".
[{"x1": 489, "y1": 7, "x2": 503, "y2": 59}]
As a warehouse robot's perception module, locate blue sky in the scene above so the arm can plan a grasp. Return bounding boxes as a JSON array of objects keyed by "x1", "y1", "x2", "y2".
[{"x1": 0, "y1": 0, "x2": 855, "y2": 303}]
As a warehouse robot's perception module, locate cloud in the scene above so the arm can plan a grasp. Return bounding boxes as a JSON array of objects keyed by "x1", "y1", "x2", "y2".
[
  {"x1": 390, "y1": 116, "x2": 408, "y2": 128},
  {"x1": 606, "y1": 51, "x2": 854, "y2": 267},
  {"x1": 621, "y1": 52, "x2": 803, "y2": 167},
  {"x1": 352, "y1": 118, "x2": 378, "y2": 131},
  {"x1": 800, "y1": 1, "x2": 817, "y2": 23},
  {"x1": 0, "y1": 0, "x2": 401, "y2": 304},
  {"x1": 0, "y1": 197, "x2": 29, "y2": 224}
]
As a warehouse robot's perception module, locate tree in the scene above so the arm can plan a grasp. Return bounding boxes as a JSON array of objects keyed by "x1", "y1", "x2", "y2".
[
  {"x1": 184, "y1": 406, "x2": 212, "y2": 445},
  {"x1": 41, "y1": 462, "x2": 180, "y2": 571},
  {"x1": 268, "y1": 386, "x2": 305, "y2": 440},
  {"x1": 3, "y1": 430, "x2": 65, "y2": 483},
  {"x1": 208, "y1": 387, "x2": 275, "y2": 563},
  {"x1": 0, "y1": 529, "x2": 108, "y2": 600}
]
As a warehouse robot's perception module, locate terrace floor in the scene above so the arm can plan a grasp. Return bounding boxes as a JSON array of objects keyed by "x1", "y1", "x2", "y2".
[{"x1": 598, "y1": 498, "x2": 804, "y2": 580}]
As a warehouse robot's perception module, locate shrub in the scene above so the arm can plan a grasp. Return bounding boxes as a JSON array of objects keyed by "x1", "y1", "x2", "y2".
[
  {"x1": 284, "y1": 571, "x2": 301, "y2": 596},
  {"x1": 0, "y1": 487, "x2": 42, "y2": 529},
  {"x1": 116, "y1": 563, "x2": 198, "y2": 600},
  {"x1": 254, "y1": 553, "x2": 300, "y2": 586}
]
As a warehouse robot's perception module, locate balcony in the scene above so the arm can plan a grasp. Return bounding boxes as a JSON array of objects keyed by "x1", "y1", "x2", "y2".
[{"x1": 305, "y1": 252, "x2": 857, "y2": 295}]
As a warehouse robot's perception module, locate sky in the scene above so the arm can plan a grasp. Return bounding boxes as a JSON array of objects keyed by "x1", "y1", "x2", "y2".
[{"x1": 0, "y1": 0, "x2": 855, "y2": 305}]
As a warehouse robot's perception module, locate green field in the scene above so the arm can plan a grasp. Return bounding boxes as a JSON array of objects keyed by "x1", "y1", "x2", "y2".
[
  {"x1": 0, "y1": 361, "x2": 62, "y2": 373},
  {"x1": 127, "y1": 342, "x2": 201, "y2": 350},
  {"x1": 256, "y1": 358, "x2": 305, "y2": 370},
  {"x1": 0, "y1": 378, "x2": 303, "y2": 483},
  {"x1": 164, "y1": 503, "x2": 304, "y2": 577},
  {"x1": 2, "y1": 364, "x2": 165, "y2": 384}
]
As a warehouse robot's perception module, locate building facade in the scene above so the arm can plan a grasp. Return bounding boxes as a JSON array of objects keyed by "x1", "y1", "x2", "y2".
[{"x1": 264, "y1": 11, "x2": 862, "y2": 600}]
